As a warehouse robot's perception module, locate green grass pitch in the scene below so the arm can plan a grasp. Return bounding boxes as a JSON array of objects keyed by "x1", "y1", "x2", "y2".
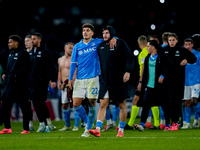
[{"x1": 0, "y1": 119, "x2": 200, "y2": 150}]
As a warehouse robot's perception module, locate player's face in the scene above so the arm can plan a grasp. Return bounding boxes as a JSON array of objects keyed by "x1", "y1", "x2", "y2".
[
  {"x1": 31, "y1": 35, "x2": 41, "y2": 47},
  {"x1": 184, "y1": 41, "x2": 193, "y2": 51},
  {"x1": 8, "y1": 39, "x2": 18, "y2": 50},
  {"x1": 147, "y1": 42, "x2": 153, "y2": 54},
  {"x1": 25, "y1": 38, "x2": 32, "y2": 49},
  {"x1": 65, "y1": 44, "x2": 73, "y2": 56},
  {"x1": 168, "y1": 36, "x2": 178, "y2": 48},
  {"x1": 82, "y1": 27, "x2": 94, "y2": 40},
  {"x1": 103, "y1": 30, "x2": 111, "y2": 41}
]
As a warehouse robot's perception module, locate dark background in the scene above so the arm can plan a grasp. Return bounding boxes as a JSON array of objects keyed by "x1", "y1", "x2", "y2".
[{"x1": 0, "y1": 0, "x2": 199, "y2": 71}]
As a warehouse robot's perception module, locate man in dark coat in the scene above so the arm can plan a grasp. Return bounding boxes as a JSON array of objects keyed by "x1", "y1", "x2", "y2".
[
  {"x1": 29, "y1": 33, "x2": 57, "y2": 132},
  {"x1": 162, "y1": 33, "x2": 196, "y2": 131},
  {"x1": 89, "y1": 26, "x2": 134, "y2": 137},
  {"x1": 0, "y1": 35, "x2": 31, "y2": 134}
]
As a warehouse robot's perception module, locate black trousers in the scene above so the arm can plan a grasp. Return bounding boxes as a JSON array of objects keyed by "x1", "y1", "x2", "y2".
[
  {"x1": 163, "y1": 80, "x2": 184, "y2": 124},
  {"x1": 2, "y1": 98, "x2": 30, "y2": 131},
  {"x1": 140, "y1": 87, "x2": 158, "y2": 124},
  {"x1": 32, "y1": 97, "x2": 50, "y2": 125}
]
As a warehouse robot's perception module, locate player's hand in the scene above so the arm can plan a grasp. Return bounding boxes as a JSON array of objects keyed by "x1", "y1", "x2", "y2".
[
  {"x1": 158, "y1": 77, "x2": 164, "y2": 84},
  {"x1": 50, "y1": 81, "x2": 57, "y2": 89},
  {"x1": 123, "y1": 72, "x2": 130, "y2": 83},
  {"x1": 137, "y1": 83, "x2": 142, "y2": 92},
  {"x1": 57, "y1": 82, "x2": 62, "y2": 90},
  {"x1": 2, "y1": 74, "x2": 5, "y2": 80},
  {"x1": 180, "y1": 59, "x2": 187, "y2": 66},
  {"x1": 68, "y1": 80, "x2": 74, "y2": 90},
  {"x1": 109, "y1": 38, "x2": 117, "y2": 49}
]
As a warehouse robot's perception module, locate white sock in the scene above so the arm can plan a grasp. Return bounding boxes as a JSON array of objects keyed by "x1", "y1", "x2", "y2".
[
  {"x1": 40, "y1": 122, "x2": 45, "y2": 126},
  {"x1": 119, "y1": 128, "x2": 124, "y2": 133},
  {"x1": 46, "y1": 118, "x2": 52, "y2": 125},
  {"x1": 160, "y1": 119, "x2": 165, "y2": 125},
  {"x1": 96, "y1": 127, "x2": 101, "y2": 132},
  {"x1": 113, "y1": 121, "x2": 116, "y2": 126},
  {"x1": 147, "y1": 117, "x2": 152, "y2": 123},
  {"x1": 107, "y1": 119, "x2": 112, "y2": 125},
  {"x1": 194, "y1": 119, "x2": 198, "y2": 124},
  {"x1": 29, "y1": 121, "x2": 33, "y2": 127}
]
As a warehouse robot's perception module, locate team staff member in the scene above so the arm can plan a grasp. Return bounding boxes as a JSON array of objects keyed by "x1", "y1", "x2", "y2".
[
  {"x1": 89, "y1": 26, "x2": 134, "y2": 137},
  {"x1": 162, "y1": 33, "x2": 197, "y2": 131},
  {"x1": 29, "y1": 33, "x2": 57, "y2": 132},
  {"x1": 139, "y1": 40, "x2": 171, "y2": 130},
  {"x1": 0, "y1": 35, "x2": 31, "y2": 134}
]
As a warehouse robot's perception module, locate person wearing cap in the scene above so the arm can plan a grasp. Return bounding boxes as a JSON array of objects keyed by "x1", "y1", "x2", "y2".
[
  {"x1": 0, "y1": 35, "x2": 31, "y2": 134},
  {"x1": 138, "y1": 40, "x2": 172, "y2": 131},
  {"x1": 89, "y1": 25, "x2": 134, "y2": 137}
]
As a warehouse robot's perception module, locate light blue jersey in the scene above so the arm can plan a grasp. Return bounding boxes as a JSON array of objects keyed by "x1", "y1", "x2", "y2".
[
  {"x1": 185, "y1": 49, "x2": 200, "y2": 86},
  {"x1": 69, "y1": 38, "x2": 103, "y2": 80}
]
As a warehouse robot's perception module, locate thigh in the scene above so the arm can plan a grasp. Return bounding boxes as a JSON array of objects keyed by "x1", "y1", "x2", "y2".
[
  {"x1": 87, "y1": 76, "x2": 99, "y2": 99},
  {"x1": 73, "y1": 79, "x2": 87, "y2": 99},
  {"x1": 191, "y1": 84, "x2": 200, "y2": 98},
  {"x1": 61, "y1": 89, "x2": 69, "y2": 104},
  {"x1": 183, "y1": 86, "x2": 191, "y2": 100}
]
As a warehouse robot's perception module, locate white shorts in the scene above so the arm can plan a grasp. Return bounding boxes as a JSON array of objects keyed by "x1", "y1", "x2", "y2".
[
  {"x1": 183, "y1": 84, "x2": 200, "y2": 100},
  {"x1": 73, "y1": 76, "x2": 99, "y2": 99},
  {"x1": 103, "y1": 91, "x2": 109, "y2": 99},
  {"x1": 61, "y1": 88, "x2": 70, "y2": 104}
]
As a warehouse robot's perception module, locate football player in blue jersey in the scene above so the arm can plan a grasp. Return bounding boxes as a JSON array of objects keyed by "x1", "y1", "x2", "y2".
[
  {"x1": 182, "y1": 38, "x2": 200, "y2": 129},
  {"x1": 68, "y1": 23, "x2": 116, "y2": 137}
]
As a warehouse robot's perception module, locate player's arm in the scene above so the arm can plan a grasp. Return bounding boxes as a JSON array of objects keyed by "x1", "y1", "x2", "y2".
[
  {"x1": 57, "y1": 58, "x2": 62, "y2": 90},
  {"x1": 69, "y1": 45, "x2": 78, "y2": 90}
]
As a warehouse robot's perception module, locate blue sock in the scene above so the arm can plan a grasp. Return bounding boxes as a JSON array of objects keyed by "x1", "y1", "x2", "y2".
[
  {"x1": 113, "y1": 105, "x2": 119, "y2": 122},
  {"x1": 165, "y1": 124, "x2": 170, "y2": 128},
  {"x1": 182, "y1": 104, "x2": 186, "y2": 122},
  {"x1": 63, "y1": 108, "x2": 71, "y2": 127},
  {"x1": 159, "y1": 106, "x2": 165, "y2": 120},
  {"x1": 74, "y1": 110, "x2": 80, "y2": 127},
  {"x1": 119, "y1": 121, "x2": 126, "y2": 129},
  {"x1": 96, "y1": 120, "x2": 103, "y2": 128},
  {"x1": 185, "y1": 107, "x2": 191, "y2": 123},
  {"x1": 140, "y1": 122, "x2": 145, "y2": 128},
  {"x1": 194, "y1": 103, "x2": 200, "y2": 116},
  {"x1": 74, "y1": 105, "x2": 87, "y2": 123},
  {"x1": 105, "y1": 107, "x2": 111, "y2": 120},
  {"x1": 87, "y1": 107, "x2": 96, "y2": 130},
  {"x1": 148, "y1": 109, "x2": 152, "y2": 117},
  {"x1": 195, "y1": 112, "x2": 198, "y2": 120}
]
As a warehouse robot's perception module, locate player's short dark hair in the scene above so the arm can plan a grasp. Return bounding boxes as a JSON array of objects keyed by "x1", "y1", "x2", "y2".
[
  {"x1": 82, "y1": 23, "x2": 95, "y2": 32},
  {"x1": 184, "y1": 38, "x2": 194, "y2": 43},
  {"x1": 9, "y1": 35, "x2": 22, "y2": 44},
  {"x1": 32, "y1": 32, "x2": 42, "y2": 39}
]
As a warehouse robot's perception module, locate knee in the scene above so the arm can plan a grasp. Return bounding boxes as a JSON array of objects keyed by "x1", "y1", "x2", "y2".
[
  {"x1": 185, "y1": 100, "x2": 191, "y2": 107},
  {"x1": 193, "y1": 98, "x2": 198, "y2": 106},
  {"x1": 62, "y1": 104, "x2": 69, "y2": 109},
  {"x1": 118, "y1": 101, "x2": 126, "y2": 110}
]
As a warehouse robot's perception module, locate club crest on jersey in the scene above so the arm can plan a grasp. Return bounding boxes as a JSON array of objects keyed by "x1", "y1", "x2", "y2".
[{"x1": 78, "y1": 50, "x2": 83, "y2": 55}]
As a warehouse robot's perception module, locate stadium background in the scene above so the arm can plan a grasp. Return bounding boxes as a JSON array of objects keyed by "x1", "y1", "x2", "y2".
[{"x1": 0, "y1": 0, "x2": 199, "y2": 120}]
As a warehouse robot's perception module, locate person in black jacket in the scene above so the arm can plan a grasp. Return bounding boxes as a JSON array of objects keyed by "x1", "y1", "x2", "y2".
[
  {"x1": 29, "y1": 33, "x2": 57, "y2": 132},
  {"x1": 137, "y1": 40, "x2": 172, "y2": 131},
  {"x1": 162, "y1": 33, "x2": 197, "y2": 131},
  {"x1": 0, "y1": 35, "x2": 31, "y2": 134},
  {"x1": 89, "y1": 26, "x2": 134, "y2": 137}
]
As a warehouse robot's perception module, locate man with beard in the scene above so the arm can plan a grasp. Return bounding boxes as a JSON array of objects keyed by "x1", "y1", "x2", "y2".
[
  {"x1": 29, "y1": 33, "x2": 57, "y2": 132},
  {"x1": 89, "y1": 26, "x2": 134, "y2": 137}
]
